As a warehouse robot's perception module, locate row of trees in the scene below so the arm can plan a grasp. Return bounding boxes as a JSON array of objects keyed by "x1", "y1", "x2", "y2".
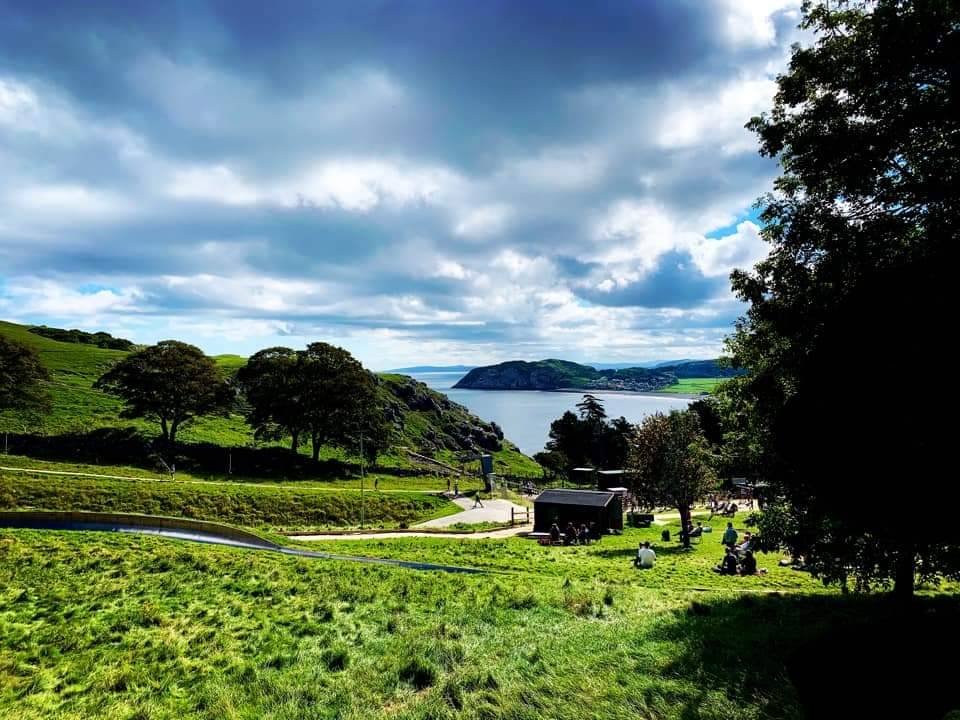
[{"x1": 1, "y1": 336, "x2": 392, "y2": 465}]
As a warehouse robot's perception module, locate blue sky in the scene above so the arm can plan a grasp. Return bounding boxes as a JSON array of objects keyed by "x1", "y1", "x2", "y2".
[{"x1": 0, "y1": 0, "x2": 802, "y2": 369}]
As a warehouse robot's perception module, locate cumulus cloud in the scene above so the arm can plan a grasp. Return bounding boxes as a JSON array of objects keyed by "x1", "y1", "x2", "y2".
[{"x1": 0, "y1": 0, "x2": 800, "y2": 367}]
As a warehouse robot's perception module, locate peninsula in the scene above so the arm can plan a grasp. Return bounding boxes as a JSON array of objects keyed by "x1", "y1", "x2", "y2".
[{"x1": 452, "y1": 359, "x2": 741, "y2": 393}]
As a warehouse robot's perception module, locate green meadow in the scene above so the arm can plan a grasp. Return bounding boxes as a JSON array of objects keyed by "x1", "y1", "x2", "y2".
[
  {"x1": 659, "y1": 378, "x2": 722, "y2": 395},
  {"x1": 2, "y1": 510, "x2": 957, "y2": 719}
]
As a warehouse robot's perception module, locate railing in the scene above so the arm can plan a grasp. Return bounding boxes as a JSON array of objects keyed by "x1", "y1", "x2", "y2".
[{"x1": 509, "y1": 506, "x2": 532, "y2": 526}]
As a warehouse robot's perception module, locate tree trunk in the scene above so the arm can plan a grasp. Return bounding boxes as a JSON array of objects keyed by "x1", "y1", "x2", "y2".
[
  {"x1": 678, "y1": 503, "x2": 692, "y2": 549},
  {"x1": 290, "y1": 429, "x2": 300, "y2": 454},
  {"x1": 894, "y1": 540, "x2": 915, "y2": 602},
  {"x1": 311, "y1": 432, "x2": 321, "y2": 463},
  {"x1": 160, "y1": 417, "x2": 169, "y2": 443},
  {"x1": 169, "y1": 419, "x2": 180, "y2": 449}
]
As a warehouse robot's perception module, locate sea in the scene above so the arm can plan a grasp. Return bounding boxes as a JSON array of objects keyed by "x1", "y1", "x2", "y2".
[{"x1": 407, "y1": 371, "x2": 695, "y2": 457}]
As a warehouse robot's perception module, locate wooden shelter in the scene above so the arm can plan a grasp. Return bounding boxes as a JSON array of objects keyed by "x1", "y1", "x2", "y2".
[{"x1": 533, "y1": 489, "x2": 623, "y2": 533}]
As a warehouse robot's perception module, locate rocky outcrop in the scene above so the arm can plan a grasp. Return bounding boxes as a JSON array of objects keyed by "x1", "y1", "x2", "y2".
[{"x1": 379, "y1": 375, "x2": 504, "y2": 455}]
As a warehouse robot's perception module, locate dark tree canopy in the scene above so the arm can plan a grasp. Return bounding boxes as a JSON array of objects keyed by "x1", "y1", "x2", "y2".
[
  {"x1": 627, "y1": 410, "x2": 716, "y2": 548},
  {"x1": 0, "y1": 336, "x2": 51, "y2": 420},
  {"x1": 726, "y1": 0, "x2": 960, "y2": 596},
  {"x1": 95, "y1": 340, "x2": 232, "y2": 448},
  {"x1": 546, "y1": 395, "x2": 633, "y2": 476},
  {"x1": 235, "y1": 347, "x2": 304, "y2": 451}
]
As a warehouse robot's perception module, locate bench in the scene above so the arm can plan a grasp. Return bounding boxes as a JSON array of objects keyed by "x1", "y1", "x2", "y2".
[{"x1": 627, "y1": 513, "x2": 655, "y2": 528}]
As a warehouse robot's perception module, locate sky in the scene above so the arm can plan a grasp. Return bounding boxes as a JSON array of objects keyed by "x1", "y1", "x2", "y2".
[{"x1": 0, "y1": 0, "x2": 804, "y2": 370}]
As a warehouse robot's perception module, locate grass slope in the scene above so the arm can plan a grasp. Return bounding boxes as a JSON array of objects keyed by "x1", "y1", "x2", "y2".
[
  {"x1": 0, "y1": 470, "x2": 459, "y2": 532},
  {"x1": 2, "y1": 529, "x2": 956, "y2": 719}
]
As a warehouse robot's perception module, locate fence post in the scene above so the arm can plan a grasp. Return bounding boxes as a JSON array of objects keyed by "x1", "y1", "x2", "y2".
[{"x1": 511, "y1": 507, "x2": 514, "y2": 527}]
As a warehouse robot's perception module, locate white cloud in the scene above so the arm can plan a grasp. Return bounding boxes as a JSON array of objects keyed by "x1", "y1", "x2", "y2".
[
  {"x1": 11, "y1": 184, "x2": 134, "y2": 221},
  {"x1": 689, "y1": 221, "x2": 769, "y2": 277},
  {"x1": 0, "y1": 279, "x2": 141, "y2": 318},
  {"x1": 718, "y1": 0, "x2": 801, "y2": 48},
  {"x1": 453, "y1": 204, "x2": 513, "y2": 239},
  {"x1": 657, "y1": 76, "x2": 777, "y2": 154}
]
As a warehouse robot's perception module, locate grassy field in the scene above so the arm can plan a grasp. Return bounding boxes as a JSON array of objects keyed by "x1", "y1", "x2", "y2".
[
  {"x1": 1, "y1": 524, "x2": 957, "y2": 720},
  {"x1": 0, "y1": 470, "x2": 460, "y2": 532},
  {"x1": 659, "y1": 378, "x2": 723, "y2": 395},
  {"x1": 0, "y1": 454, "x2": 485, "y2": 493}
]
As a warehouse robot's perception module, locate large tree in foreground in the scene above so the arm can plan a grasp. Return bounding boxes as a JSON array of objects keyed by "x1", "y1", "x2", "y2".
[
  {"x1": 95, "y1": 341, "x2": 232, "y2": 448},
  {"x1": 726, "y1": 0, "x2": 960, "y2": 597},
  {"x1": 628, "y1": 410, "x2": 716, "y2": 549},
  {"x1": 0, "y1": 336, "x2": 51, "y2": 423}
]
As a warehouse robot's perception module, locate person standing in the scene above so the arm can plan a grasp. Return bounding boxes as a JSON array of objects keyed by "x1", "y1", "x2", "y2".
[
  {"x1": 722, "y1": 522, "x2": 738, "y2": 548},
  {"x1": 472, "y1": 490, "x2": 484, "y2": 508}
]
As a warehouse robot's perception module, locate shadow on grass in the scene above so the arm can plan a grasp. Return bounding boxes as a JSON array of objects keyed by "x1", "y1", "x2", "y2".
[
  {"x1": 591, "y1": 544, "x2": 708, "y2": 560},
  {"x1": 3, "y1": 429, "x2": 354, "y2": 480},
  {"x1": 645, "y1": 592, "x2": 960, "y2": 720}
]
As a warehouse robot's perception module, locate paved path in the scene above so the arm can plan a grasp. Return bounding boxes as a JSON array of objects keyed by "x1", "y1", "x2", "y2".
[
  {"x1": 416, "y1": 496, "x2": 528, "y2": 528},
  {"x1": 289, "y1": 525, "x2": 531, "y2": 541}
]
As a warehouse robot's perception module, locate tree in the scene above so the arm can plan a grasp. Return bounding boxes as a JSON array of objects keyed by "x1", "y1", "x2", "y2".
[
  {"x1": 95, "y1": 340, "x2": 232, "y2": 448},
  {"x1": 545, "y1": 396, "x2": 634, "y2": 476},
  {"x1": 298, "y1": 342, "x2": 381, "y2": 463},
  {"x1": 726, "y1": 1, "x2": 960, "y2": 597},
  {"x1": 235, "y1": 347, "x2": 304, "y2": 452},
  {"x1": 628, "y1": 410, "x2": 716, "y2": 548},
  {"x1": 576, "y1": 394, "x2": 607, "y2": 424},
  {"x1": 0, "y1": 336, "x2": 51, "y2": 425}
]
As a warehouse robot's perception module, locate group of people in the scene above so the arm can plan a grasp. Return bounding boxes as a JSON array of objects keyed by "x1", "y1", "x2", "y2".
[
  {"x1": 549, "y1": 521, "x2": 600, "y2": 545},
  {"x1": 713, "y1": 522, "x2": 765, "y2": 576}
]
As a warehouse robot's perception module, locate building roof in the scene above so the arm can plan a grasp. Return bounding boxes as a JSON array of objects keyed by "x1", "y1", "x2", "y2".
[{"x1": 535, "y1": 489, "x2": 615, "y2": 508}]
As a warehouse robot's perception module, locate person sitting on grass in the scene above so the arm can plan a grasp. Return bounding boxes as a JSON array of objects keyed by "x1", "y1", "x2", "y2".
[
  {"x1": 578, "y1": 522, "x2": 590, "y2": 545},
  {"x1": 564, "y1": 522, "x2": 578, "y2": 546},
  {"x1": 714, "y1": 547, "x2": 739, "y2": 575},
  {"x1": 633, "y1": 541, "x2": 656, "y2": 569},
  {"x1": 735, "y1": 532, "x2": 753, "y2": 557},
  {"x1": 549, "y1": 522, "x2": 561, "y2": 544},
  {"x1": 721, "y1": 522, "x2": 738, "y2": 548},
  {"x1": 689, "y1": 522, "x2": 704, "y2": 539},
  {"x1": 739, "y1": 550, "x2": 761, "y2": 576}
]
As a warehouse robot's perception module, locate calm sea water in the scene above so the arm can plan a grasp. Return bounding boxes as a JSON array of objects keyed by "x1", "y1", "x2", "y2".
[{"x1": 409, "y1": 371, "x2": 694, "y2": 456}]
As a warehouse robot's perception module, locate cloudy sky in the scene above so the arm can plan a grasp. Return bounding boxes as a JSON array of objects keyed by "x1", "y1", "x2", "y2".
[{"x1": 0, "y1": 0, "x2": 803, "y2": 369}]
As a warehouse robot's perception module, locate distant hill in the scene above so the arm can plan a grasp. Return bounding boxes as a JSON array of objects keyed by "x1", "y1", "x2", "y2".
[
  {"x1": 453, "y1": 358, "x2": 742, "y2": 393},
  {"x1": 385, "y1": 365, "x2": 475, "y2": 373},
  {"x1": 0, "y1": 320, "x2": 538, "y2": 473}
]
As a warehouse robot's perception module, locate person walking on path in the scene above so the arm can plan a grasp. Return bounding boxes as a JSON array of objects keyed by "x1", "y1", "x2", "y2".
[
  {"x1": 453, "y1": 480, "x2": 459, "y2": 497},
  {"x1": 472, "y1": 490, "x2": 484, "y2": 508}
]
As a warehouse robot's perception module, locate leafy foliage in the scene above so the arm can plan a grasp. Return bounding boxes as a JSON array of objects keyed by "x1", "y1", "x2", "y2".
[
  {"x1": 545, "y1": 395, "x2": 633, "y2": 475},
  {"x1": 0, "y1": 336, "x2": 51, "y2": 422},
  {"x1": 726, "y1": 0, "x2": 960, "y2": 596},
  {"x1": 94, "y1": 341, "x2": 233, "y2": 448},
  {"x1": 28, "y1": 325, "x2": 134, "y2": 350},
  {"x1": 627, "y1": 410, "x2": 717, "y2": 547}
]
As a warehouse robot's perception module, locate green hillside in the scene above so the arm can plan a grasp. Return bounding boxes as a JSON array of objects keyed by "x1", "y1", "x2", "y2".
[{"x1": 0, "y1": 321, "x2": 538, "y2": 476}]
